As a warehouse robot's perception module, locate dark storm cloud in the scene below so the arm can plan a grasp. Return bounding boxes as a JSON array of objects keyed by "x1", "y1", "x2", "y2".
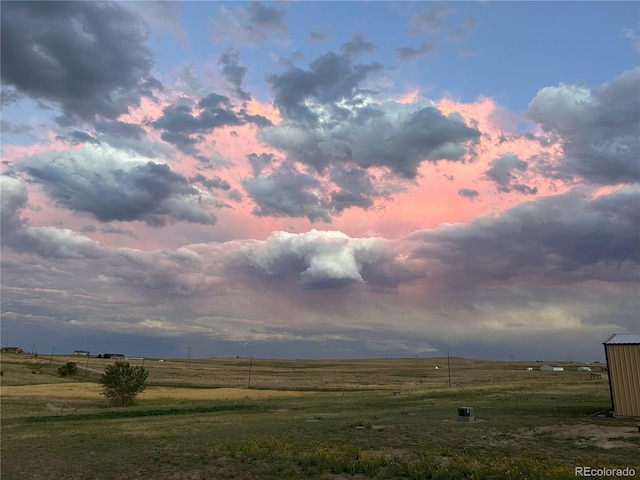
[
  {"x1": 340, "y1": 33, "x2": 376, "y2": 58},
  {"x1": 0, "y1": 2, "x2": 160, "y2": 125},
  {"x1": 247, "y1": 153, "x2": 275, "y2": 176},
  {"x1": 458, "y1": 188, "x2": 479, "y2": 199},
  {"x1": 261, "y1": 102, "x2": 480, "y2": 178},
  {"x1": 242, "y1": 156, "x2": 397, "y2": 221},
  {"x1": 266, "y1": 51, "x2": 383, "y2": 126},
  {"x1": 228, "y1": 189, "x2": 243, "y2": 202},
  {"x1": 160, "y1": 131, "x2": 199, "y2": 155},
  {"x1": 19, "y1": 145, "x2": 216, "y2": 227},
  {"x1": 237, "y1": 109, "x2": 272, "y2": 127},
  {"x1": 410, "y1": 187, "x2": 640, "y2": 290},
  {"x1": 394, "y1": 41, "x2": 437, "y2": 62},
  {"x1": 94, "y1": 120, "x2": 146, "y2": 140},
  {"x1": 219, "y1": 49, "x2": 251, "y2": 101},
  {"x1": 263, "y1": 49, "x2": 479, "y2": 182},
  {"x1": 241, "y1": 162, "x2": 331, "y2": 222},
  {"x1": 329, "y1": 164, "x2": 376, "y2": 212},
  {"x1": 153, "y1": 103, "x2": 242, "y2": 133},
  {"x1": 1, "y1": 87, "x2": 22, "y2": 106},
  {"x1": 209, "y1": 1, "x2": 288, "y2": 46},
  {"x1": 191, "y1": 174, "x2": 231, "y2": 191},
  {"x1": 485, "y1": 152, "x2": 537, "y2": 195},
  {"x1": 198, "y1": 93, "x2": 231, "y2": 109},
  {"x1": 527, "y1": 68, "x2": 640, "y2": 185},
  {"x1": 152, "y1": 95, "x2": 271, "y2": 152}
]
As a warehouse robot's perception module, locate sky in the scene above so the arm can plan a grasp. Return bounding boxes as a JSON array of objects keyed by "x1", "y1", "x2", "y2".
[{"x1": 1, "y1": 1, "x2": 639, "y2": 362}]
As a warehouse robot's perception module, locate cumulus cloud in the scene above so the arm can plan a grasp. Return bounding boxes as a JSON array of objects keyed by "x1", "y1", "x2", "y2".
[
  {"x1": 245, "y1": 49, "x2": 481, "y2": 220},
  {"x1": 458, "y1": 188, "x2": 479, "y2": 199},
  {"x1": 242, "y1": 162, "x2": 331, "y2": 222},
  {"x1": 394, "y1": 41, "x2": 437, "y2": 62},
  {"x1": 261, "y1": 99, "x2": 480, "y2": 178},
  {"x1": 0, "y1": 174, "x2": 28, "y2": 235},
  {"x1": 485, "y1": 152, "x2": 537, "y2": 195},
  {"x1": 243, "y1": 230, "x2": 388, "y2": 289},
  {"x1": 1, "y1": 175, "x2": 103, "y2": 258},
  {"x1": 209, "y1": 1, "x2": 288, "y2": 46},
  {"x1": 19, "y1": 144, "x2": 217, "y2": 226},
  {"x1": 340, "y1": 33, "x2": 376, "y2": 58},
  {"x1": 242, "y1": 156, "x2": 402, "y2": 221},
  {"x1": 329, "y1": 164, "x2": 376, "y2": 212},
  {"x1": 527, "y1": 68, "x2": 640, "y2": 185},
  {"x1": 247, "y1": 152, "x2": 275, "y2": 176},
  {"x1": 152, "y1": 93, "x2": 271, "y2": 153},
  {"x1": 219, "y1": 49, "x2": 251, "y2": 101},
  {"x1": 266, "y1": 51, "x2": 383, "y2": 126},
  {"x1": 0, "y1": 2, "x2": 161, "y2": 125}
]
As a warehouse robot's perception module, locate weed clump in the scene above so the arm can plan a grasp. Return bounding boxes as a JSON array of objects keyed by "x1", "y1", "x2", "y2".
[{"x1": 57, "y1": 362, "x2": 78, "y2": 377}]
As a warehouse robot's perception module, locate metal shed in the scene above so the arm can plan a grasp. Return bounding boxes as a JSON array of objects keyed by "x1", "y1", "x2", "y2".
[{"x1": 603, "y1": 333, "x2": 640, "y2": 418}]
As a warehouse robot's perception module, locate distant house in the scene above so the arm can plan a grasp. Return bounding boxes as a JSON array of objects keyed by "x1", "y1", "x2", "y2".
[
  {"x1": 73, "y1": 350, "x2": 90, "y2": 356},
  {"x1": 0, "y1": 347, "x2": 24, "y2": 354},
  {"x1": 603, "y1": 333, "x2": 640, "y2": 418},
  {"x1": 576, "y1": 366, "x2": 591, "y2": 372},
  {"x1": 539, "y1": 364, "x2": 564, "y2": 372}
]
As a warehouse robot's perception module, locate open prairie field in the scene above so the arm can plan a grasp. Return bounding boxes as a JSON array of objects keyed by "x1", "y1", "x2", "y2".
[{"x1": 1, "y1": 353, "x2": 638, "y2": 480}]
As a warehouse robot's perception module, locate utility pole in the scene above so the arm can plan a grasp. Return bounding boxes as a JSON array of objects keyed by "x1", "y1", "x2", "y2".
[
  {"x1": 186, "y1": 345, "x2": 192, "y2": 370},
  {"x1": 247, "y1": 356, "x2": 253, "y2": 389},
  {"x1": 49, "y1": 346, "x2": 55, "y2": 366},
  {"x1": 447, "y1": 350, "x2": 452, "y2": 388}
]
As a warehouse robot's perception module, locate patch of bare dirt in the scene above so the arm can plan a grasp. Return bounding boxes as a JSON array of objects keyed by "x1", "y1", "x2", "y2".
[{"x1": 534, "y1": 424, "x2": 639, "y2": 449}]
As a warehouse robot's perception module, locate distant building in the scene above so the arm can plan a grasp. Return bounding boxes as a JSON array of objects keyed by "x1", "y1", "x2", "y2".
[
  {"x1": 576, "y1": 366, "x2": 591, "y2": 372},
  {"x1": 603, "y1": 334, "x2": 640, "y2": 418},
  {"x1": 539, "y1": 364, "x2": 564, "y2": 372},
  {"x1": 73, "y1": 350, "x2": 90, "y2": 356},
  {"x1": 0, "y1": 347, "x2": 24, "y2": 354},
  {"x1": 98, "y1": 353, "x2": 125, "y2": 359}
]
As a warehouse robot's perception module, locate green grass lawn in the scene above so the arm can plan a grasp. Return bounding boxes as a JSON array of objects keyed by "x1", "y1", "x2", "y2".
[{"x1": 1, "y1": 354, "x2": 638, "y2": 479}]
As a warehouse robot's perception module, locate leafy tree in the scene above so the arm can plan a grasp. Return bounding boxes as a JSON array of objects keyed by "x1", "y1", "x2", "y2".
[
  {"x1": 57, "y1": 362, "x2": 78, "y2": 377},
  {"x1": 99, "y1": 361, "x2": 149, "y2": 407}
]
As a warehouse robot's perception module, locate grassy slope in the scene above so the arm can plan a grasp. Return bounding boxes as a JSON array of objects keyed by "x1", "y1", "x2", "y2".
[{"x1": 1, "y1": 353, "x2": 638, "y2": 480}]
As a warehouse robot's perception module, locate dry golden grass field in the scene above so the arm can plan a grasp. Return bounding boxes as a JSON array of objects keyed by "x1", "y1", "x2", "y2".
[{"x1": 1, "y1": 352, "x2": 638, "y2": 480}]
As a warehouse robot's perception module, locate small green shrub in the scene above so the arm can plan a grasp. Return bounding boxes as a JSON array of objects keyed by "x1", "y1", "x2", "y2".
[
  {"x1": 348, "y1": 417, "x2": 373, "y2": 429},
  {"x1": 57, "y1": 362, "x2": 78, "y2": 377},
  {"x1": 100, "y1": 361, "x2": 149, "y2": 407}
]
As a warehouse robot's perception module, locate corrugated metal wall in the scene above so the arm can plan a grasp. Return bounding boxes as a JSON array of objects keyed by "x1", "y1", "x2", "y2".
[{"x1": 605, "y1": 344, "x2": 640, "y2": 417}]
